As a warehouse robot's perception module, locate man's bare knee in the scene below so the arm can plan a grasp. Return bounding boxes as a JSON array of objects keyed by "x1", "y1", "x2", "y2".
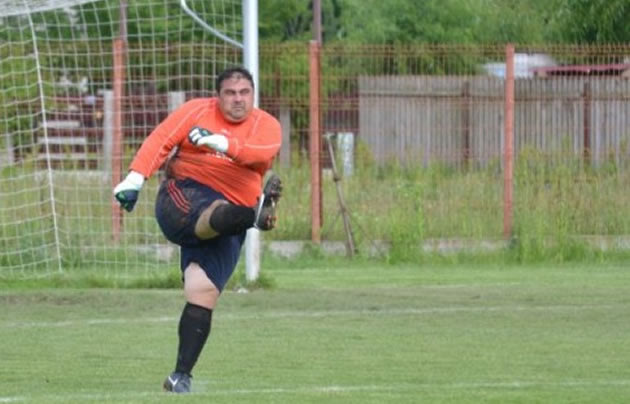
[
  {"x1": 183, "y1": 263, "x2": 220, "y2": 309},
  {"x1": 194, "y1": 200, "x2": 228, "y2": 240}
]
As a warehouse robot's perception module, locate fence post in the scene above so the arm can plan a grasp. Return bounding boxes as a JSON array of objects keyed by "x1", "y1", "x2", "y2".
[
  {"x1": 111, "y1": 1, "x2": 127, "y2": 243},
  {"x1": 337, "y1": 132, "x2": 354, "y2": 176},
  {"x1": 503, "y1": 44, "x2": 515, "y2": 240},
  {"x1": 279, "y1": 106, "x2": 291, "y2": 167},
  {"x1": 111, "y1": 37, "x2": 126, "y2": 243},
  {"x1": 309, "y1": 40, "x2": 322, "y2": 244},
  {"x1": 168, "y1": 91, "x2": 186, "y2": 113},
  {"x1": 1, "y1": 132, "x2": 14, "y2": 168},
  {"x1": 462, "y1": 80, "x2": 471, "y2": 167},
  {"x1": 102, "y1": 90, "x2": 113, "y2": 176},
  {"x1": 583, "y1": 81, "x2": 591, "y2": 167}
]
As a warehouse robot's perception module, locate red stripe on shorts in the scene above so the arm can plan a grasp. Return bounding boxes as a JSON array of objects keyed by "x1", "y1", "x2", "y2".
[{"x1": 167, "y1": 180, "x2": 191, "y2": 213}]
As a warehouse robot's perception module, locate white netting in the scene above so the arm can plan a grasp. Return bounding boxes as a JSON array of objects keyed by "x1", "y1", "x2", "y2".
[
  {"x1": 0, "y1": 0, "x2": 99, "y2": 17},
  {"x1": 0, "y1": 0, "x2": 243, "y2": 278}
]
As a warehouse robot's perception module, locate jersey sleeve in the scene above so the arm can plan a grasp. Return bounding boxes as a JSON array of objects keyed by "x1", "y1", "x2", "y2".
[
  {"x1": 128, "y1": 99, "x2": 206, "y2": 178},
  {"x1": 224, "y1": 113, "x2": 282, "y2": 169}
]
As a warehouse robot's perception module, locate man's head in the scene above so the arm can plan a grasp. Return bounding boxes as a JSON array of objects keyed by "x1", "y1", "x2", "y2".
[{"x1": 216, "y1": 67, "x2": 255, "y2": 123}]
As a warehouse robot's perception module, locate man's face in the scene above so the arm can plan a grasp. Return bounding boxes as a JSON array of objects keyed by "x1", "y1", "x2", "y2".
[{"x1": 217, "y1": 76, "x2": 254, "y2": 123}]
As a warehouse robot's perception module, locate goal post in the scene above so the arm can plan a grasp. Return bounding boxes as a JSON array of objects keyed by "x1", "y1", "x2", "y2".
[
  {"x1": 242, "y1": 0, "x2": 261, "y2": 282},
  {"x1": 0, "y1": 0, "x2": 251, "y2": 279}
]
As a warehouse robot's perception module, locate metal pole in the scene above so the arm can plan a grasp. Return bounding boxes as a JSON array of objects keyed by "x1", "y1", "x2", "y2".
[
  {"x1": 313, "y1": 0, "x2": 322, "y2": 43},
  {"x1": 243, "y1": 0, "x2": 261, "y2": 282},
  {"x1": 112, "y1": 0, "x2": 127, "y2": 242},
  {"x1": 309, "y1": 40, "x2": 321, "y2": 244},
  {"x1": 243, "y1": 0, "x2": 259, "y2": 107},
  {"x1": 503, "y1": 44, "x2": 514, "y2": 240}
]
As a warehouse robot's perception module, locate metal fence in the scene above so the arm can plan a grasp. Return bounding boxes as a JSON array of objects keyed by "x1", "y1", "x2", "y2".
[
  {"x1": 3, "y1": 42, "x2": 629, "y2": 264},
  {"x1": 259, "y1": 44, "x2": 630, "y2": 170},
  {"x1": 258, "y1": 44, "x2": 630, "y2": 246}
]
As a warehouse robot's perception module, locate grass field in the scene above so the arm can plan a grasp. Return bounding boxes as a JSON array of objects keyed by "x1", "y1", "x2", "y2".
[{"x1": 2, "y1": 261, "x2": 630, "y2": 403}]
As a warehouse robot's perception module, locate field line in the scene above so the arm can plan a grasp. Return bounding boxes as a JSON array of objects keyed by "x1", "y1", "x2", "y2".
[
  {"x1": 1, "y1": 303, "x2": 626, "y2": 329},
  {"x1": 2, "y1": 380, "x2": 630, "y2": 402}
]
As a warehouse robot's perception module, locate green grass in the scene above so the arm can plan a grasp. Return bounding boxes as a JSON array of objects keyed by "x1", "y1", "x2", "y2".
[{"x1": 2, "y1": 262, "x2": 630, "y2": 403}]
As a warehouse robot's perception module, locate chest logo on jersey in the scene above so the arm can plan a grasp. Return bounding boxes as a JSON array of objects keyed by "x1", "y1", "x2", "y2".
[{"x1": 207, "y1": 150, "x2": 233, "y2": 162}]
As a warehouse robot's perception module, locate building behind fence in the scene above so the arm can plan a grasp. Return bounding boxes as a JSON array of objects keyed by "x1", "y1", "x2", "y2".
[{"x1": 259, "y1": 44, "x2": 630, "y2": 170}]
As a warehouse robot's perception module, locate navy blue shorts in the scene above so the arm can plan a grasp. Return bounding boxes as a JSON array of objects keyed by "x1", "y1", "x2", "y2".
[{"x1": 155, "y1": 178, "x2": 246, "y2": 291}]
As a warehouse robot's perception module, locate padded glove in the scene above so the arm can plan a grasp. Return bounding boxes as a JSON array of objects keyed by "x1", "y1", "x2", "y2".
[{"x1": 113, "y1": 170, "x2": 145, "y2": 212}]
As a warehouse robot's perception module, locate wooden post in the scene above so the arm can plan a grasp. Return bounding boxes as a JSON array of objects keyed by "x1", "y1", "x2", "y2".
[
  {"x1": 503, "y1": 44, "x2": 515, "y2": 240},
  {"x1": 583, "y1": 81, "x2": 591, "y2": 167},
  {"x1": 279, "y1": 107, "x2": 291, "y2": 167},
  {"x1": 309, "y1": 40, "x2": 321, "y2": 244},
  {"x1": 462, "y1": 80, "x2": 471, "y2": 168}
]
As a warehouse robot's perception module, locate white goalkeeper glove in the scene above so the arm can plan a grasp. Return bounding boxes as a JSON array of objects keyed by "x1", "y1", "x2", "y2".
[
  {"x1": 113, "y1": 170, "x2": 145, "y2": 212},
  {"x1": 188, "y1": 126, "x2": 228, "y2": 153}
]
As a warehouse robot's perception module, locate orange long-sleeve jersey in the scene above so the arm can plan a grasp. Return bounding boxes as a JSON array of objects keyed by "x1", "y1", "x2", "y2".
[{"x1": 129, "y1": 98, "x2": 282, "y2": 207}]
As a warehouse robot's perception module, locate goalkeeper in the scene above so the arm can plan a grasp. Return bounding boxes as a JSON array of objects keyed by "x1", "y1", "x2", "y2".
[{"x1": 113, "y1": 66, "x2": 282, "y2": 393}]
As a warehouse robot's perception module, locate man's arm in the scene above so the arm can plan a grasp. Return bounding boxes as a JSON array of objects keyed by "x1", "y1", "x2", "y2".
[
  {"x1": 129, "y1": 99, "x2": 206, "y2": 178},
  {"x1": 113, "y1": 99, "x2": 205, "y2": 212}
]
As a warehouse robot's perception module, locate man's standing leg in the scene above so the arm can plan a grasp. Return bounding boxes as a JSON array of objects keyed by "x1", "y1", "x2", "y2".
[{"x1": 163, "y1": 263, "x2": 220, "y2": 393}]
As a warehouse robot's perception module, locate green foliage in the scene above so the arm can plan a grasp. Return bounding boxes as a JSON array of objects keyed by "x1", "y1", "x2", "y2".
[
  {"x1": 259, "y1": 0, "x2": 343, "y2": 42},
  {"x1": 259, "y1": 0, "x2": 312, "y2": 42},
  {"x1": 551, "y1": 0, "x2": 630, "y2": 43},
  {"x1": 262, "y1": 0, "x2": 556, "y2": 44},
  {"x1": 383, "y1": 162, "x2": 425, "y2": 264},
  {"x1": 338, "y1": 0, "x2": 480, "y2": 44},
  {"x1": 257, "y1": 0, "x2": 630, "y2": 44},
  {"x1": 260, "y1": 43, "x2": 310, "y2": 101},
  {"x1": 507, "y1": 147, "x2": 629, "y2": 263},
  {"x1": 2, "y1": 0, "x2": 626, "y2": 52}
]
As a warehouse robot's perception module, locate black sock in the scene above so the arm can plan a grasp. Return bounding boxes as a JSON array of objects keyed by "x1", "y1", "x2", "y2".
[
  {"x1": 175, "y1": 303, "x2": 213, "y2": 375},
  {"x1": 209, "y1": 204, "x2": 255, "y2": 235}
]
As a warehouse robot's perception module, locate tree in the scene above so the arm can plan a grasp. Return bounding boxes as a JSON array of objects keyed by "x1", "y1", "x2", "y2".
[
  {"x1": 258, "y1": 0, "x2": 630, "y2": 44},
  {"x1": 550, "y1": 0, "x2": 630, "y2": 43},
  {"x1": 258, "y1": 0, "x2": 343, "y2": 42},
  {"x1": 336, "y1": 0, "x2": 480, "y2": 43},
  {"x1": 260, "y1": 0, "x2": 554, "y2": 44}
]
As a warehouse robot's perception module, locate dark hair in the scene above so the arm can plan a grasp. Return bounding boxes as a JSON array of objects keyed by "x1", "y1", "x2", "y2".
[{"x1": 215, "y1": 66, "x2": 254, "y2": 93}]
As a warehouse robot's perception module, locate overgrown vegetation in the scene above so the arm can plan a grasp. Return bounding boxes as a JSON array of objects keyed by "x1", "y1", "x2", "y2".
[
  {"x1": 3, "y1": 142, "x2": 630, "y2": 284},
  {"x1": 271, "y1": 142, "x2": 630, "y2": 266}
]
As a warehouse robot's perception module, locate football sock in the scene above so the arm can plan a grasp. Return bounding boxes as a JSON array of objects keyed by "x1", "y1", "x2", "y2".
[
  {"x1": 209, "y1": 204, "x2": 255, "y2": 235},
  {"x1": 175, "y1": 302, "x2": 213, "y2": 375}
]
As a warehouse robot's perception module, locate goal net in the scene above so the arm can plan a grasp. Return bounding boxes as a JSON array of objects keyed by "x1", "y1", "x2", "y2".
[{"x1": 0, "y1": 0, "x2": 242, "y2": 279}]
